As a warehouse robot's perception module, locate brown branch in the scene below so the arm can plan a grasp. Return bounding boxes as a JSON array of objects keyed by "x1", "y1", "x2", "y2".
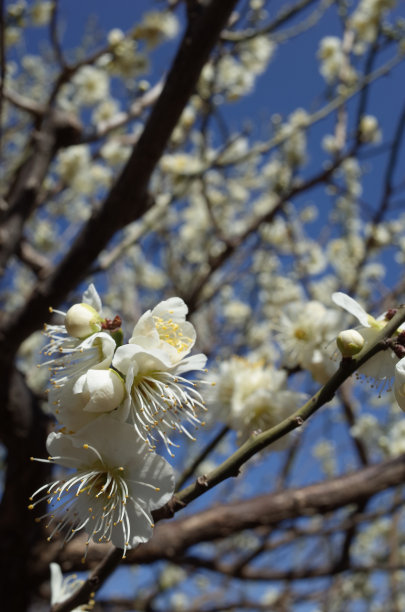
[
  {"x1": 0, "y1": 0, "x2": 5, "y2": 154},
  {"x1": 51, "y1": 452, "x2": 405, "y2": 576},
  {"x1": 49, "y1": 0, "x2": 66, "y2": 69},
  {"x1": 82, "y1": 79, "x2": 164, "y2": 143},
  {"x1": 221, "y1": 0, "x2": 320, "y2": 42},
  {"x1": 339, "y1": 382, "x2": 369, "y2": 466},
  {"x1": 0, "y1": 109, "x2": 82, "y2": 273},
  {"x1": 0, "y1": 370, "x2": 51, "y2": 611}
]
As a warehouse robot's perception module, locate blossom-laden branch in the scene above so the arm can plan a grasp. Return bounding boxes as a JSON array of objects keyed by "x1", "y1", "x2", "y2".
[
  {"x1": 174, "y1": 305, "x2": 405, "y2": 509},
  {"x1": 51, "y1": 305, "x2": 405, "y2": 611}
]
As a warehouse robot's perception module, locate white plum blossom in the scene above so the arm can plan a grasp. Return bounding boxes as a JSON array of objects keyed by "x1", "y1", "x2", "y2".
[
  {"x1": 388, "y1": 418, "x2": 405, "y2": 455},
  {"x1": 43, "y1": 284, "x2": 125, "y2": 432},
  {"x1": 112, "y1": 298, "x2": 207, "y2": 452},
  {"x1": 317, "y1": 36, "x2": 344, "y2": 83},
  {"x1": 359, "y1": 115, "x2": 382, "y2": 143},
  {"x1": 48, "y1": 332, "x2": 121, "y2": 432},
  {"x1": 73, "y1": 65, "x2": 110, "y2": 106},
  {"x1": 332, "y1": 292, "x2": 402, "y2": 387},
  {"x1": 350, "y1": 0, "x2": 395, "y2": 45},
  {"x1": 56, "y1": 145, "x2": 92, "y2": 187},
  {"x1": 30, "y1": 1, "x2": 53, "y2": 26},
  {"x1": 134, "y1": 11, "x2": 179, "y2": 47},
  {"x1": 274, "y1": 300, "x2": 341, "y2": 383},
  {"x1": 29, "y1": 416, "x2": 175, "y2": 558},
  {"x1": 206, "y1": 356, "x2": 307, "y2": 446},
  {"x1": 50, "y1": 563, "x2": 91, "y2": 610}
]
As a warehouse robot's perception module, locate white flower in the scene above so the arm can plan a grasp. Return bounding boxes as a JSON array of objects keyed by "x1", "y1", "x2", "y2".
[
  {"x1": 49, "y1": 332, "x2": 119, "y2": 432},
  {"x1": 359, "y1": 115, "x2": 382, "y2": 143},
  {"x1": 73, "y1": 65, "x2": 110, "y2": 106},
  {"x1": 332, "y1": 292, "x2": 402, "y2": 386},
  {"x1": 50, "y1": 563, "x2": 90, "y2": 610},
  {"x1": 56, "y1": 145, "x2": 91, "y2": 185},
  {"x1": 317, "y1": 36, "x2": 344, "y2": 83},
  {"x1": 275, "y1": 300, "x2": 341, "y2": 383},
  {"x1": 134, "y1": 11, "x2": 179, "y2": 47},
  {"x1": 206, "y1": 356, "x2": 306, "y2": 446},
  {"x1": 112, "y1": 298, "x2": 207, "y2": 453},
  {"x1": 29, "y1": 416, "x2": 175, "y2": 558},
  {"x1": 30, "y1": 1, "x2": 53, "y2": 26},
  {"x1": 388, "y1": 417, "x2": 405, "y2": 455}
]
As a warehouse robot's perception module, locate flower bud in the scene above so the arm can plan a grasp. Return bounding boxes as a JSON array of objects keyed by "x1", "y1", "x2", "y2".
[
  {"x1": 65, "y1": 303, "x2": 102, "y2": 339},
  {"x1": 336, "y1": 329, "x2": 365, "y2": 357},
  {"x1": 73, "y1": 369, "x2": 125, "y2": 413}
]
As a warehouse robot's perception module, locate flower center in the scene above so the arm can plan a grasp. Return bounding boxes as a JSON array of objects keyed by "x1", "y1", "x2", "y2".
[
  {"x1": 294, "y1": 328, "x2": 308, "y2": 341},
  {"x1": 153, "y1": 316, "x2": 192, "y2": 353}
]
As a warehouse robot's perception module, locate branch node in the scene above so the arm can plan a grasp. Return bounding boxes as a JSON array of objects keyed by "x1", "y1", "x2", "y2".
[{"x1": 197, "y1": 474, "x2": 209, "y2": 488}]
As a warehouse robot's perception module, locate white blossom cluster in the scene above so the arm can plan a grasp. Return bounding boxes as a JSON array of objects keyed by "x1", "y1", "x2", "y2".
[
  {"x1": 30, "y1": 285, "x2": 207, "y2": 557},
  {"x1": 333, "y1": 292, "x2": 405, "y2": 392},
  {"x1": 206, "y1": 355, "x2": 307, "y2": 446}
]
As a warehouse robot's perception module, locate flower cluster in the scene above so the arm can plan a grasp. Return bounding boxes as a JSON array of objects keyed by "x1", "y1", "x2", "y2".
[
  {"x1": 206, "y1": 355, "x2": 307, "y2": 446},
  {"x1": 274, "y1": 299, "x2": 342, "y2": 383},
  {"x1": 332, "y1": 292, "x2": 405, "y2": 402},
  {"x1": 30, "y1": 285, "x2": 207, "y2": 557}
]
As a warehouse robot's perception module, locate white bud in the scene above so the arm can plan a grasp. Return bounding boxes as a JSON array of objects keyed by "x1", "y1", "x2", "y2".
[
  {"x1": 65, "y1": 303, "x2": 102, "y2": 338},
  {"x1": 73, "y1": 369, "x2": 125, "y2": 413},
  {"x1": 336, "y1": 329, "x2": 365, "y2": 357}
]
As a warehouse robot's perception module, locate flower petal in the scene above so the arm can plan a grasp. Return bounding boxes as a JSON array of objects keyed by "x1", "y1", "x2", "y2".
[
  {"x1": 82, "y1": 283, "x2": 102, "y2": 313},
  {"x1": 332, "y1": 292, "x2": 371, "y2": 327}
]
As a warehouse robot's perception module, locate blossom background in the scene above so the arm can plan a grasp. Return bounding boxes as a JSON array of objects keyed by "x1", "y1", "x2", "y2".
[{"x1": 1, "y1": 0, "x2": 405, "y2": 610}]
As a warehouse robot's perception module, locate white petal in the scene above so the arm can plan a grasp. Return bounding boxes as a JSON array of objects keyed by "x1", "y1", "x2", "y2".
[
  {"x1": 173, "y1": 353, "x2": 207, "y2": 374},
  {"x1": 80, "y1": 369, "x2": 125, "y2": 413},
  {"x1": 152, "y1": 297, "x2": 188, "y2": 321},
  {"x1": 82, "y1": 283, "x2": 102, "y2": 313},
  {"x1": 357, "y1": 327, "x2": 397, "y2": 380},
  {"x1": 331, "y1": 292, "x2": 371, "y2": 327},
  {"x1": 110, "y1": 500, "x2": 153, "y2": 548},
  {"x1": 395, "y1": 358, "x2": 405, "y2": 411},
  {"x1": 130, "y1": 310, "x2": 159, "y2": 345},
  {"x1": 46, "y1": 431, "x2": 89, "y2": 467},
  {"x1": 80, "y1": 332, "x2": 116, "y2": 369},
  {"x1": 49, "y1": 563, "x2": 64, "y2": 605}
]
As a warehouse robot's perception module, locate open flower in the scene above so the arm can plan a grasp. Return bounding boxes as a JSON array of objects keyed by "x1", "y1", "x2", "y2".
[
  {"x1": 332, "y1": 292, "x2": 401, "y2": 387},
  {"x1": 206, "y1": 356, "x2": 306, "y2": 446},
  {"x1": 112, "y1": 298, "x2": 207, "y2": 453},
  {"x1": 274, "y1": 300, "x2": 341, "y2": 383},
  {"x1": 29, "y1": 416, "x2": 175, "y2": 558}
]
